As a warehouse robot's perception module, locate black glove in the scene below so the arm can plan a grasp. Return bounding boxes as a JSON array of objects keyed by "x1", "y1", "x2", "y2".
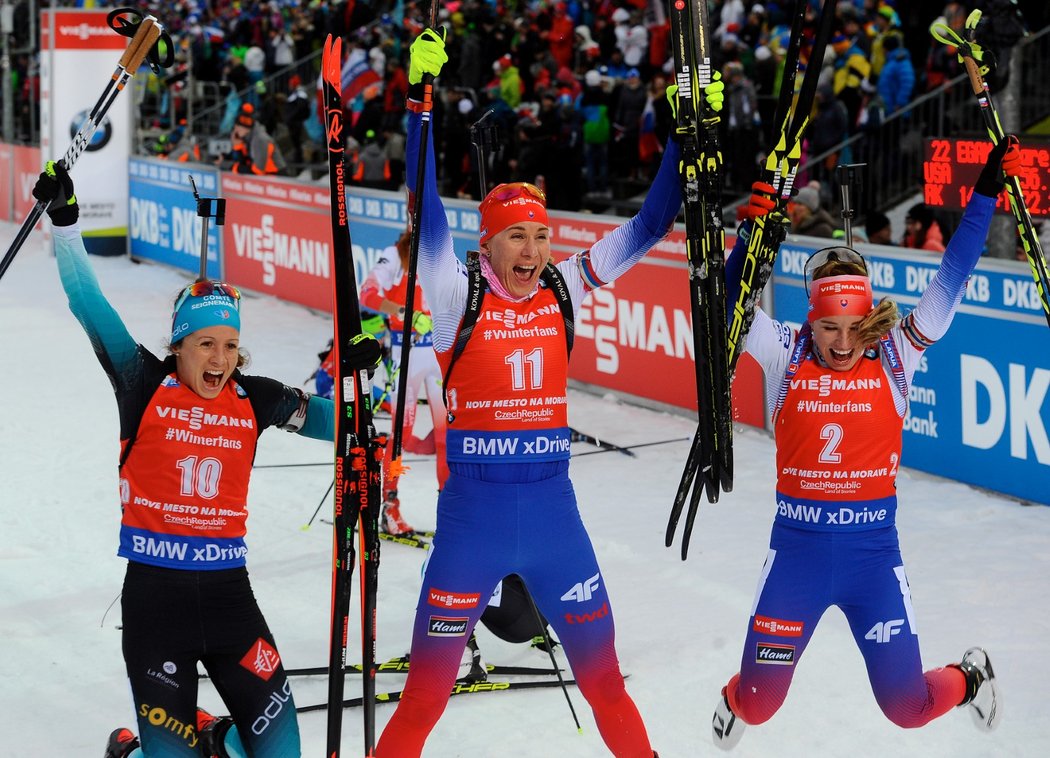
[
  {"x1": 974, "y1": 136, "x2": 1017, "y2": 198},
  {"x1": 32, "y1": 160, "x2": 79, "y2": 227},
  {"x1": 344, "y1": 333, "x2": 383, "y2": 377}
]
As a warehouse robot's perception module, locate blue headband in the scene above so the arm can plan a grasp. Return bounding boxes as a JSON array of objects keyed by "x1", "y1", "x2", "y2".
[{"x1": 171, "y1": 287, "x2": 241, "y2": 342}]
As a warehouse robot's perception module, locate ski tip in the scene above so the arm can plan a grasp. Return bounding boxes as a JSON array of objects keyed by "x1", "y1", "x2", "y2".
[{"x1": 322, "y1": 35, "x2": 341, "y2": 88}]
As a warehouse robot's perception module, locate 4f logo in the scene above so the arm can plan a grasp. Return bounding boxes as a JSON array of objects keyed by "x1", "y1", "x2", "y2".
[
  {"x1": 561, "y1": 572, "x2": 600, "y2": 603},
  {"x1": 865, "y1": 619, "x2": 905, "y2": 644}
]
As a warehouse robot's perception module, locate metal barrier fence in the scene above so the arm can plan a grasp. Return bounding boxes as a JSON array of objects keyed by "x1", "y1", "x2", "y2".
[{"x1": 799, "y1": 22, "x2": 1050, "y2": 222}]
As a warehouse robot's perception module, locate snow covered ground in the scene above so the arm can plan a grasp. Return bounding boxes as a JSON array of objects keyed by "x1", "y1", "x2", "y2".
[{"x1": 1, "y1": 224, "x2": 1048, "y2": 757}]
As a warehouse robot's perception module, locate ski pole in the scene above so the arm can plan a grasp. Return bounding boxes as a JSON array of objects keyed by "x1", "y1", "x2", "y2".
[
  {"x1": 523, "y1": 589, "x2": 582, "y2": 733},
  {"x1": 931, "y1": 10, "x2": 1050, "y2": 329},
  {"x1": 302, "y1": 478, "x2": 336, "y2": 531},
  {"x1": 0, "y1": 9, "x2": 166, "y2": 283},
  {"x1": 391, "y1": 3, "x2": 441, "y2": 475}
]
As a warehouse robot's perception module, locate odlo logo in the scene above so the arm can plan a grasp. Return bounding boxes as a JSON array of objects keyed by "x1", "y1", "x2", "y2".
[{"x1": 251, "y1": 680, "x2": 293, "y2": 736}]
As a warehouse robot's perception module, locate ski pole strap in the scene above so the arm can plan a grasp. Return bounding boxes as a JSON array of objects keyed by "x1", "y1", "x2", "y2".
[
  {"x1": 442, "y1": 252, "x2": 486, "y2": 415},
  {"x1": 929, "y1": 11, "x2": 991, "y2": 79},
  {"x1": 539, "y1": 261, "x2": 574, "y2": 355},
  {"x1": 442, "y1": 254, "x2": 574, "y2": 419},
  {"x1": 108, "y1": 7, "x2": 174, "y2": 73}
]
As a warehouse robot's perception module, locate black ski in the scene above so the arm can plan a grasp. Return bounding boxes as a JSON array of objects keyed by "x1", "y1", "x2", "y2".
[
  {"x1": 667, "y1": 0, "x2": 837, "y2": 560},
  {"x1": 296, "y1": 678, "x2": 578, "y2": 715},
  {"x1": 666, "y1": 0, "x2": 731, "y2": 550},
  {"x1": 321, "y1": 35, "x2": 383, "y2": 757}
]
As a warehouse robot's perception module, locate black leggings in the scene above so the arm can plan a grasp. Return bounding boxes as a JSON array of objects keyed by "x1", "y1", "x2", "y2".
[{"x1": 121, "y1": 562, "x2": 300, "y2": 757}]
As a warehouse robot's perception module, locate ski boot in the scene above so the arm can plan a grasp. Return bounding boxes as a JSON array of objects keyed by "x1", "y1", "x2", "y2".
[
  {"x1": 381, "y1": 492, "x2": 415, "y2": 536},
  {"x1": 197, "y1": 708, "x2": 235, "y2": 758},
  {"x1": 712, "y1": 686, "x2": 745, "y2": 751},
  {"x1": 530, "y1": 629, "x2": 560, "y2": 654},
  {"x1": 103, "y1": 727, "x2": 139, "y2": 758},
  {"x1": 458, "y1": 632, "x2": 488, "y2": 683},
  {"x1": 956, "y1": 647, "x2": 1002, "y2": 731}
]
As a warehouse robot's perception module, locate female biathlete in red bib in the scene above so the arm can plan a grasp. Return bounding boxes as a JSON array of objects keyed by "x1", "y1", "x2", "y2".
[{"x1": 709, "y1": 136, "x2": 1021, "y2": 750}]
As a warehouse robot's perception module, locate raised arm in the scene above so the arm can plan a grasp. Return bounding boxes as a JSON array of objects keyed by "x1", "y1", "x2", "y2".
[
  {"x1": 405, "y1": 29, "x2": 467, "y2": 353},
  {"x1": 34, "y1": 164, "x2": 139, "y2": 379},
  {"x1": 908, "y1": 137, "x2": 1021, "y2": 345}
]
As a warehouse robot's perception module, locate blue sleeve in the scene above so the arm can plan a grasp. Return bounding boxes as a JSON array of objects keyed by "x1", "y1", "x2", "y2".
[
  {"x1": 898, "y1": 192, "x2": 995, "y2": 345},
  {"x1": 297, "y1": 394, "x2": 335, "y2": 441},
  {"x1": 930, "y1": 192, "x2": 996, "y2": 293},
  {"x1": 584, "y1": 140, "x2": 683, "y2": 284},
  {"x1": 635, "y1": 138, "x2": 683, "y2": 235},
  {"x1": 405, "y1": 109, "x2": 451, "y2": 257},
  {"x1": 724, "y1": 219, "x2": 754, "y2": 320},
  {"x1": 53, "y1": 225, "x2": 139, "y2": 376}
]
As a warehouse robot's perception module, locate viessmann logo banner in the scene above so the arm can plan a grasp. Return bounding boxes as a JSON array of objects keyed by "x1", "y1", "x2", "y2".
[{"x1": 53, "y1": 12, "x2": 127, "y2": 49}]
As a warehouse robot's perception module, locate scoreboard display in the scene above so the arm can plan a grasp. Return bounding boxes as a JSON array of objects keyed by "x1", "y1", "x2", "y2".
[{"x1": 922, "y1": 137, "x2": 1050, "y2": 218}]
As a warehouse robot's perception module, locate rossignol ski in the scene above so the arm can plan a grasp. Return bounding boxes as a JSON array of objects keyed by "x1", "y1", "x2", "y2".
[
  {"x1": 665, "y1": 0, "x2": 731, "y2": 561},
  {"x1": 296, "y1": 677, "x2": 579, "y2": 715},
  {"x1": 321, "y1": 35, "x2": 383, "y2": 758},
  {"x1": 667, "y1": 0, "x2": 837, "y2": 559},
  {"x1": 931, "y1": 10, "x2": 1050, "y2": 329}
]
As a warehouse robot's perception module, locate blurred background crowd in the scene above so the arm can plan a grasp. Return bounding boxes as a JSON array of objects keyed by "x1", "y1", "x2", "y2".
[{"x1": 3, "y1": 0, "x2": 1048, "y2": 251}]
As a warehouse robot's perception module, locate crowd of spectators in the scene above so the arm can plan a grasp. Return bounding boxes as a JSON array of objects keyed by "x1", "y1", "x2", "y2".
[{"x1": 8, "y1": 1, "x2": 1048, "y2": 217}]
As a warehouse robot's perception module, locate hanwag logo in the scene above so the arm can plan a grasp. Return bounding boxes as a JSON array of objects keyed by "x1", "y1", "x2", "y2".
[
  {"x1": 427, "y1": 615, "x2": 469, "y2": 637},
  {"x1": 756, "y1": 643, "x2": 796, "y2": 665},
  {"x1": 428, "y1": 588, "x2": 481, "y2": 609},
  {"x1": 753, "y1": 615, "x2": 804, "y2": 637},
  {"x1": 240, "y1": 638, "x2": 281, "y2": 681}
]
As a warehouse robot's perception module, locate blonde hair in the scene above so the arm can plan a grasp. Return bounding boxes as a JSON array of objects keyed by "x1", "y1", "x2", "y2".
[{"x1": 811, "y1": 258, "x2": 899, "y2": 345}]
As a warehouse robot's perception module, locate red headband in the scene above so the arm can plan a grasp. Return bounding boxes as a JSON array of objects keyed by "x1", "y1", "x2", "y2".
[
  {"x1": 808, "y1": 275, "x2": 873, "y2": 322},
  {"x1": 479, "y1": 185, "x2": 548, "y2": 244}
]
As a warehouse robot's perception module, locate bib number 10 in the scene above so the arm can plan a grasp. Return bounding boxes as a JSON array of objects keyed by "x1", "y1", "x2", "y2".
[
  {"x1": 176, "y1": 455, "x2": 222, "y2": 499},
  {"x1": 505, "y1": 348, "x2": 544, "y2": 391}
]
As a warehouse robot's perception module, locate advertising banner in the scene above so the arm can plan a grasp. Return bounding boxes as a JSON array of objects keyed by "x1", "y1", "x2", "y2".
[
  {"x1": 772, "y1": 236, "x2": 1049, "y2": 505},
  {"x1": 128, "y1": 159, "x2": 222, "y2": 278},
  {"x1": 41, "y1": 9, "x2": 130, "y2": 255},
  {"x1": 13, "y1": 145, "x2": 42, "y2": 220},
  {"x1": 0, "y1": 143, "x2": 12, "y2": 221}
]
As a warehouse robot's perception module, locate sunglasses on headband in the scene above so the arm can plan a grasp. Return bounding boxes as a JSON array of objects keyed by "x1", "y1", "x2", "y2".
[
  {"x1": 803, "y1": 246, "x2": 868, "y2": 294},
  {"x1": 486, "y1": 182, "x2": 546, "y2": 204},
  {"x1": 174, "y1": 280, "x2": 242, "y2": 313}
]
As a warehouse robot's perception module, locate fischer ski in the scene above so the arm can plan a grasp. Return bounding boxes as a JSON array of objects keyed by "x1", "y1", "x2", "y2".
[
  {"x1": 269, "y1": 658, "x2": 563, "y2": 679},
  {"x1": 667, "y1": 0, "x2": 837, "y2": 559},
  {"x1": 321, "y1": 35, "x2": 383, "y2": 758},
  {"x1": 379, "y1": 531, "x2": 432, "y2": 550},
  {"x1": 666, "y1": 0, "x2": 732, "y2": 536},
  {"x1": 930, "y1": 10, "x2": 1050, "y2": 329},
  {"x1": 296, "y1": 678, "x2": 579, "y2": 715}
]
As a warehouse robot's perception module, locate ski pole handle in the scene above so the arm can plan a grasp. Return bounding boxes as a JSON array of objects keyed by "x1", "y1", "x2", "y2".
[{"x1": 120, "y1": 16, "x2": 163, "y2": 78}]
